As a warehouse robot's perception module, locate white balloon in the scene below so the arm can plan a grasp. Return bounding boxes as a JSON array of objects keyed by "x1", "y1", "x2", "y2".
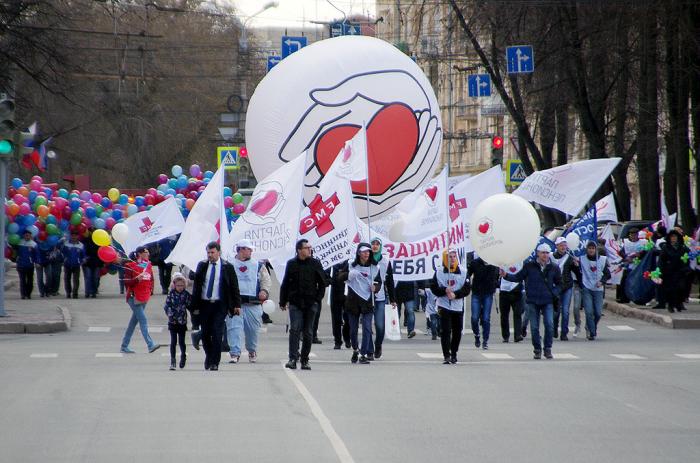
[
  {"x1": 262, "y1": 299, "x2": 276, "y2": 314},
  {"x1": 468, "y1": 194, "x2": 540, "y2": 266},
  {"x1": 111, "y1": 222, "x2": 129, "y2": 245},
  {"x1": 565, "y1": 232, "x2": 580, "y2": 250},
  {"x1": 246, "y1": 36, "x2": 443, "y2": 218}
]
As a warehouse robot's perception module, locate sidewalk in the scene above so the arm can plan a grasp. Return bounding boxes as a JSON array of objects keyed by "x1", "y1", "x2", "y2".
[
  {"x1": 604, "y1": 294, "x2": 700, "y2": 329},
  {"x1": 0, "y1": 266, "x2": 71, "y2": 334}
]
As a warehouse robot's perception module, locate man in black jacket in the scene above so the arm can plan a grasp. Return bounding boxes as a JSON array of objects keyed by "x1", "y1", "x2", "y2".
[
  {"x1": 329, "y1": 263, "x2": 351, "y2": 349},
  {"x1": 551, "y1": 237, "x2": 582, "y2": 340},
  {"x1": 467, "y1": 253, "x2": 499, "y2": 350},
  {"x1": 191, "y1": 242, "x2": 241, "y2": 371},
  {"x1": 280, "y1": 239, "x2": 328, "y2": 370}
]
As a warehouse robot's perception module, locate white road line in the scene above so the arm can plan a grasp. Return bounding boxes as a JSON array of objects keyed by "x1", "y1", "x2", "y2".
[
  {"x1": 417, "y1": 353, "x2": 444, "y2": 359},
  {"x1": 607, "y1": 325, "x2": 636, "y2": 331},
  {"x1": 610, "y1": 354, "x2": 646, "y2": 360},
  {"x1": 675, "y1": 354, "x2": 700, "y2": 359},
  {"x1": 481, "y1": 353, "x2": 513, "y2": 360},
  {"x1": 88, "y1": 327, "x2": 111, "y2": 333},
  {"x1": 282, "y1": 365, "x2": 355, "y2": 463},
  {"x1": 553, "y1": 353, "x2": 579, "y2": 360},
  {"x1": 461, "y1": 329, "x2": 473, "y2": 335},
  {"x1": 30, "y1": 353, "x2": 58, "y2": 358},
  {"x1": 95, "y1": 353, "x2": 124, "y2": 358},
  {"x1": 147, "y1": 327, "x2": 163, "y2": 333}
]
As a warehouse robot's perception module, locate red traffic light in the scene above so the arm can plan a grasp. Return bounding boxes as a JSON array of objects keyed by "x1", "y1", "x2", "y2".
[
  {"x1": 492, "y1": 136, "x2": 504, "y2": 149},
  {"x1": 239, "y1": 146, "x2": 248, "y2": 158}
]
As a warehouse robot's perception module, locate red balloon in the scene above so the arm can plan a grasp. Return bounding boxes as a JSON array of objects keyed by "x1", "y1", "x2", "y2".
[
  {"x1": 38, "y1": 230, "x2": 48, "y2": 242},
  {"x1": 97, "y1": 246, "x2": 118, "y2": 263}
]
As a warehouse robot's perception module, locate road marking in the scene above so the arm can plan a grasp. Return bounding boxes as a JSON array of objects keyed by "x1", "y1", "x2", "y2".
[
  {"x1": 481, "y1": 353, "x2": 513, "y2": 360},
  {"x1": 147, "y1": 327, "x2": 163, "y2": 333},
  {"x1": 553, "y1": 353, "x2": 578, "y2": 360},
  {"x1": 675, "y1": 354, "x2": 700, "y2": 359},
  {"x1": 30, "y1": 353, "x2": 58, "y2": 358},
  {"x1": 95, "y1": 353, "x2": 124, "y2": 358},
  {"x1": 88, "y1": 327, "x2": 111, "y2": 332},
  {"x1": 461, "y1": 329, "x2": 473, "y2": 335},
  {"x1": 610, "y1": 354, "x2": 646, "y2": 360},
  {"x1": 309, "y1": 353, "x2": 318, "y2": 358},
  {"x1": 417, "y1": 353, "x2": 444, "y2": 359},
  {"x1": 283, "y1": 364, "x2": 355, "y2": 463},
  {"x1": 607, "y1": 325, "x2": 636, "y2": 331}
]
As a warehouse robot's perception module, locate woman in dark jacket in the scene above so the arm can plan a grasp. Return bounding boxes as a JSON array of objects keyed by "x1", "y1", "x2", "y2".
[
  {"x1": 658, "y1": 229, "x2": 690, "y2": 312},
  {"x1": 338, "y1": 243, "x2": 381, "y2": 364}
]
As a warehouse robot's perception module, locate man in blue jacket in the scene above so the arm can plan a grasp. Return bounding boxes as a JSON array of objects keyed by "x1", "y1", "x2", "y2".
[
  {"x1": 501, "y1": 244, "x2": 562, "y2": 359},
  {"x1": 15, "y1": 230, "x2": 39, "y2": 299},
  {"x1": 62, "y1": 231, "x2": 86, "y2": 299}
]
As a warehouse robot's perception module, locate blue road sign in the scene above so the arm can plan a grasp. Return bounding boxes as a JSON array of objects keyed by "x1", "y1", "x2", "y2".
[
  {"x1": 330, "y1": 22, "x2": 362, "y2": 38},
  {"x1": 267, "y1": 56, "x2": 281, "y2": 72},
  {"x1": 282, "y1": 36, "x2": 307, "y2": 58},
  {"x1": 506, "y1": 45, "x2": 534, "y2": 74},
  {"x1": 467, "y1": 74, "x2": 491, "y2": 97}
]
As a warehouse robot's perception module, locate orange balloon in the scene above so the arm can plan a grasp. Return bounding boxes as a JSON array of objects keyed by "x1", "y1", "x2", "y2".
[
  {"x1": 8, "y1": 203, "x2": 20, "y2": 216},
  {"x1": 37, "y1": 205, "x2": 50, "y2": 218},
  {"x1": 185, "y1": 198, "x2": 195, "y2": 210},
  {"x1": 17, "y1": 186, "x2": 29, "y2": 197}
]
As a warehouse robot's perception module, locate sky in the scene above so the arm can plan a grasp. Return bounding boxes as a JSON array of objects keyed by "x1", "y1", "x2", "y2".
[{"x1": 228, "y1": 0, "x2": 376, "y2": 28}]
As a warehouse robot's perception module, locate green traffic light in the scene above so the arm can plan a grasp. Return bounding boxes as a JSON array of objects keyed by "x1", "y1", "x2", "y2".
[{"x1": 0, "y1": 139, "x2": 13, "y2": 155}]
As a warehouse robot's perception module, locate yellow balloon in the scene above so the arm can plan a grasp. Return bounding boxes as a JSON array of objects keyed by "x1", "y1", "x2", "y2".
[
  {"x1": 107, "y1": 188, "x2": 120, "y2": 202},
  {"x1": 92, "y1": 229, "x2": 111, "y2": 247}
]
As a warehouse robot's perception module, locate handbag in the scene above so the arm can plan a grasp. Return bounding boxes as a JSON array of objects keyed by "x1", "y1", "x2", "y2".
[{"x1": 385, "y1": 304, "x2": 401, "y2": 341}]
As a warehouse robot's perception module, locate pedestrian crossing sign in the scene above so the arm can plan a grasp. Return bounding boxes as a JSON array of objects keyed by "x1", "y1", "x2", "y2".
[
  {"x1": 217, "y1": 146, "x2": 239, "y2": 170},
  {"x1": 506, "y1": 159, "x2": 527, "y2": 186}
]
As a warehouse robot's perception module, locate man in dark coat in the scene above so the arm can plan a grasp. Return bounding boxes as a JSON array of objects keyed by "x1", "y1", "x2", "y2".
[{"x1": 191, "y1": 241, "x2": 241, "y2": 371}]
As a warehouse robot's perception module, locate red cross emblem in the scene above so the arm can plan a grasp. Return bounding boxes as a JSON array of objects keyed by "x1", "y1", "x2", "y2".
[
  {"x1": 449, "y1": 193, "x2": 467, "y2": 222},
  {"x1": 299, "y1": 193, "x2": 340, "y2": 237},
  {"x1": 139, "y1": 217, "x2": 154, "y2": 233}
]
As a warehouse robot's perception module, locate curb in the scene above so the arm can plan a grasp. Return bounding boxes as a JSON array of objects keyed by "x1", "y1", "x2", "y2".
[
  {"x1": 0, "y1": 305, "x2": 71, "y2": 334},
  {"x1": 3, "y1": 280, "x2": 17, "y2": 291},
  {"x1": 604, "y1": 301, "x2": 700, "y2": 329}
]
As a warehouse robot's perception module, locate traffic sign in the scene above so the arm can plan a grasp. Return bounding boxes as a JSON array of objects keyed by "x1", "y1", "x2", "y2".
[
  {"x1": 506, "y1": 159, "x2": 527, "y2": 186},
  {"x1": 506, "y1": 45, "x2": 534, "y2": 74},
  {"x1": 282, "y1": 36, "x2": 307, "y2": 58},
  {"x1": 267, "y1": 55, "x2": 281, "y2": 72},
  {"x1": 467, "y1": 74, "x2": 491, "y2": 97},
  {"x1": 330, "y1": 22, "x2": 362, "y2": 37},
  {"x1": 217, "y1": 146, "x2": 239, "y2": 171}
]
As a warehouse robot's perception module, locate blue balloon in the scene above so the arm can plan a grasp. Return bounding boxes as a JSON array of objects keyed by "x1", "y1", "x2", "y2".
[
  {"x1": 39, "y1": 240, "x2": 51, "y2": 251},
  {"x1": 94, "y1": 218, "x2": 106, "y2": 229},
  {"x1": 28, "y1": 191, "x2": 38, "y2": 202},
  {"x1": 46, "y1": 235, "x2": 59, "y2": 246},
  {"x1": 127, "y1": 204, "x2": 138, "y2": 216},
  {"x1": 85, "y1": 207, "x2": 96, "y2": 219},
  {"x1": 134, "y1": 196, "x2": 144, "y2": 207},
  {"x1": 23, "y1": 214, "x2": 37, "y2": 226},
  {"x1": 118, "y1": 194, "x2": 129, "y2": 205},
  {"x1": 182, "y1": 209, "x2": 189, "y2": 218},
  {"x1": 204, "y1": 170, "x2": 214, "y2": 179},
  {"x1": 26, "y1": 225, "x2": 39, "y2": 237},
  {"x1": 223, "y1": 187, "x2": 232, "y2": 197},
  {"x1": 11, "y1": 178, "x2": 23, "y2": 189},
  {"x1": 69, "y1": 192, "x2": 79, "y2": 199},
  {"x1": 59, "y1": 219, "x2": 70, "y2": 230},
  {"x1": 166, "y1": 188, "x2": 176, "y2": 196},
  {"x1": 43, "y1": 188, "x2": 53, "y2": 198},
  {"x1": 168, "y1": 178, "x2": 178, "y2": 189},
  {"x1": 100, "y1": 212, "x2": 110, "y2": 220},
  {"x1": 46, "y1": 215, "x2": 57, "y2": 225},
  {"x1": 7, "y1": 222, "x2": 19, "y2": 234},
  {"x1": 157, "y1": 184, "x2": 168, "y2": 193},
  {"x1": 112, "y1": 209, "x2": 123, "y2": 221},
  {"x1": 171, "y1": 165, "x2": 183, "y2": 177},
  {"x1": 70, "y1": 199, "x2": 81, "y2": 211},
  {"x1": 203, "y1": 178, "x2": 210, "y2": 184},
  {"x1": 101, "y1": 198, "x2": 112, "y2": 208}
]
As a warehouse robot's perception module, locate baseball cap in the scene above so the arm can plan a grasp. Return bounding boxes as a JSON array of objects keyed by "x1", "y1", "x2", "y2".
[
  {"x1": 536, "y1": 244, "x2": 552, "y2": 253},
  {"x1": 555, "y1": 237, "x2": 567, "y2": 245},
  {"x1": 236, "y1": 239, "x2": 255, "y2": 250}
]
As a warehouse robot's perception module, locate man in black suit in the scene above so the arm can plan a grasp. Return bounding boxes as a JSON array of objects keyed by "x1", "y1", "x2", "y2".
[{"x1": 191, "y1": 242, "x2": 241, "y2": 371}]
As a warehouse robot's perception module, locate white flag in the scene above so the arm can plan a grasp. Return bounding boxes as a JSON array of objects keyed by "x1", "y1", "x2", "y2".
[
  {"x1": 660, "y1": 195, "x2": 677, "y2": 229},
  {"x1": 514, "y1": 158, "x2": 621, "y2": 216},
  {"x1": 601, "y1": 224, "x2": 624, "y2": 285},
  {"x1": 595, "y1": 192, "x2": 618, "y2": 223},
  {"x1": 335, "y1": 124, "x2": 368, "y2": 182},
  {"x1": 299, "y1": 154, "x2": 359, "y2": 269},
  {"x1": 166, "y1": 166, "x2": 224, "y2": 270},
  {"x1": 120, "y1": 197, "x2": 185, "y2": 255},
  {"x1": 223, "y1": 153, "x2": 307, "y2": 280}
]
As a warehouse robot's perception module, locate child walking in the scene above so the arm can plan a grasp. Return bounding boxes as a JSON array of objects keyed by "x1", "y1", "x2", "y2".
[{"x1": 164, "y1": 272, "x2": 192, "y2": 370}]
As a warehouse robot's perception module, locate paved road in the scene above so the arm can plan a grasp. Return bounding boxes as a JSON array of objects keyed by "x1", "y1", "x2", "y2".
[{"x1": 2, "y1": 274, "x2": 700, "y2": 462}]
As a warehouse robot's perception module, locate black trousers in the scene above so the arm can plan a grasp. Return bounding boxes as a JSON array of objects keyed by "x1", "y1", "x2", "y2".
[
  {"x1": 18, "y1": 267, "x2": 34, "y2": 298},
  {"x1": 158, "y1": 263, "x2": 173, "y2": 293},
  {"x1": 289, "y1": 303, "x2": 318, "y2": 362},
  {"x1": 616, "y1": 270, "x2": 630, "y2": 302},
  {"x1": 500, "y1": 290, "x2": 523, "y2": 341},
  {"x1": 200, "y1": 303, "x2": 226, "y2": 368},
  {"x1": 313, "y1": 303, "x2": 322, "y2": 339},
  {"x1": 330, "y1": 295, "x2": 349, "y2": 345},
  {"x1": 169, "y1": 324, "x2": 187, "y2": 358},
  {"x1": 64, "y1": 266, "x2": 80, "y2": 297},
  {"x1": 439, "y1": 308, "x2": 463, "y2": 358}
]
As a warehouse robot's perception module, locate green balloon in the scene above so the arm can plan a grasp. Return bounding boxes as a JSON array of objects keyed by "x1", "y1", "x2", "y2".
[
  {"x1": 70, "y1": 212, "x2": 82, "y2": 226},
  {"x1": 46, "y1": 224, "x2": 60, "y2": 236},
  {"x1": 232, "y1": 192, "x2": 244, "y2": 204},
  {"x1": 95, "y1": 205, "x2": 104, "y2": 216},
  {"x1": 8, "y1": 234, "x2": 20, "y2": 246},
  {"x1": 35, "y1": 196, "x2": 47, "y2": 207}
]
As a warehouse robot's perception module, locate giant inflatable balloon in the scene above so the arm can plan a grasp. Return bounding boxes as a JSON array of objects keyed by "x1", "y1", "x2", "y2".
[
  {"x1": 469, "y1": 194, "x2": 540, "y2": 266},
  {"x1": 246, "y1": 35, "x2": 443, "y2": 218}
]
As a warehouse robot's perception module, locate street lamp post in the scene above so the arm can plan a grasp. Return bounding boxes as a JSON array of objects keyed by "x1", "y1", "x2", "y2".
[{"x1": 239, "y1": 1, "x2": 279, "y2": 52}]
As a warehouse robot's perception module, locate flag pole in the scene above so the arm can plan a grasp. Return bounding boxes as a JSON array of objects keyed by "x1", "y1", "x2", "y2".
[{"x1": 362, "y1": 122, "x2": 375, "y2": 303}]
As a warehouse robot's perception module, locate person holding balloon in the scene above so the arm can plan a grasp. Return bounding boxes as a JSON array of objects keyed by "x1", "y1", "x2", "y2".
[
  {"x1": 14, "y1": 230, "x2": 39, "y2": 299},
  {"x1": 61, "y1": 231, "x2": 86, "y2": 298},
  {"x1": 120, "y1": 246, "x2": 161, "y2": 354}
]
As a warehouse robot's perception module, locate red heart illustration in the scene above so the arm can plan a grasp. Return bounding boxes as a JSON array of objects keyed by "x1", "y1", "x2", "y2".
[
  {"x1": 478, "y1": 222, "x2": 490, "y2": 234},
  {"x1": 425, "y1": 185, "x2": 438, "y2": 201},
  {"x1": 239, "y1": 266, "x2": 247, "y2": 273},
  {"x1": 314, "y1": 103, "x2": 419, "y2": 195},
  {"x1": 250, "y1": 190, "x2": 279, "y2": 216},
  {"x1": 362, "y1": 272, "x2": 368, "y2": 277},
  {"x1": 591, "y1": 266, "x2": 597, "y2": 272},
  {"x1": 509, "y1": 266, "x2": 517, "y2": 273}
]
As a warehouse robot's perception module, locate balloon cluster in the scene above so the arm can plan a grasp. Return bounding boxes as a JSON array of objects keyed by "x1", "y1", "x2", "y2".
[
  {"x1": 642, "y1": 241, "x2": 655, "y2": 251},
  {"x1": 643, "y1": 267, "x2": 662, "y2": 284},
  {"x1": 5, "y1": 164, "x2": 247, "y2": 257}
]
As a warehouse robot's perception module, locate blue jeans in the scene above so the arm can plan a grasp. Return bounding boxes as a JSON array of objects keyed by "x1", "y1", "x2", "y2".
[
  {"x1": 582, "y1": 288, "x2": 604, "y2": 337},
  {"x1": 556, "y1": 287, "x2": 573, "y2": 336},
  {"x1": 121, "y1": 297, "x2": 156, "y2": 350},
  {"x1": 82, "y1": 266, "x2": 99, "y2": 297},
  {"x1": 348, "y1": 311, "x2": 374, "y2": 355},
  {"x1": 371, "y1": 300, "x2": 386, "y2": 351},
  {"x1": 527, "y1": 302, "x2": 553, "y2": 352},
  {"x1": 400, "y1": 300, "x2": 416, "y2": 333},
  {"x1": 226, "y1": 303, "x2": 263, "y2": 356},
  {"x1": 36, "y1": 264, "x2": 52, "y2": 296},
  {"x1": 470, "y1": 293, "x2": 493, "y2": 342},
  {"x1": 429, "y1": 313, "x2": 440, "y2": 337}
]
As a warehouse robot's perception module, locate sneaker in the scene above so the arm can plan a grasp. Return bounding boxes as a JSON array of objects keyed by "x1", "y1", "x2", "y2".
[
  {"x1": 179, "y1": 354, "x2": 186, "y2": 369},
  {"x1": 312, "y1": 338, "x2": 323, "y2": 344},
  {"x1": 443, "y1": 358, "x2": 451, "y2": 365},
  {"x1": 533, "y1": 351, "x2": 542, "y2": 360},
  {"x1": 229, "y1": 354, "x2": 240, "y2": 364},
  {"x1": 248, "y1": 352, "x2": 257, "y2": 363},
  {"x1": 366, "y1": 353, "x2": 374, "y2": 361},
  {"x1": 351, "y1": 351, "x2": 359, "y2": 364},
  {"x1": 503, "y1": 338, "x2": 509, "y2": 343},
  {"x1": 587, "y1": 335, "x2": 595, "y2": 341},
  {"x1": 344, "y1": 341, "x2": 351, "y2": 349},
  {"x1": 474, "y1": 337, "x2": 481, "y2": 348},
  {"x1": 359, "y1": 355, "x2": 370, "y2": 364},
  {"x1": 209, "y1": 364, "x2": 218, "y2": 371},
  {"x1": 148, "y1": 344, "x2": 161, "y2": 353},
  {"x1": 170, "y1": 359, "x2": 176, "y2": 370},
  {"x1": 560, "y1": 334, "x2": 569, "y2": 341},
  {"x1": 334, "y1": 343, "x2": 342, "y2": 350},
  {"x1": 544, "y1": 349, "x2": 553, "y2": 359},
  {"x1": 521, "y1": 328, "x2": 527, "y2": 338},
  {"x1": 573, "y1": 325, "x2": 580, "y2": 337},
  {"x1": 432, "y1": 335, "x2": 437, "y2": 340},
  {"x1": 450, "y1": 355, "x2": 457, "y2": 364},
  {"x1": 514, "y1": 337, "x2": 523, "y2": 343},
  {"x1": 482, "y1": 342, "x2": 489, "y2": 350},
  {"x1": 120, "y1": 347, "x2": 135, "y2": 354},
  {"x1": 553, "y1": 328, "x2": 559, "y2": 339},
  {"x1": 375, "y1": 346, "x2": 382, "y2": 359},
  {"x1": 285, "y1": 359, "x2": 297, "y2": 369},
  {"x1": 407, "y1": 331, "x2": 416, "y2": 339},
  {"x1": 300, "y1": 361, "x2": 311, "y2": 370},
  {"x1": 191, "y1": 332, "x2": 201, "y2": 350}
]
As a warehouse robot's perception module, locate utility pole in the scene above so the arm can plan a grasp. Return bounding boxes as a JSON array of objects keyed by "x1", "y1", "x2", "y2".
[{"x1": 0, "y1": 91, "x2": 16, "y2": 317}]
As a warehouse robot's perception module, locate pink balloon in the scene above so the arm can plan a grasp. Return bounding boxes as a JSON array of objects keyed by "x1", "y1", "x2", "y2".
[
  {"x1": 105, "y1": 217, "x2": 116, "y2": 230},
  {"x1": 158, "y1": 174, "x2": 168, "y2": 184},
  {"x1": 224, "y1": 197, "x2": 233, "y2": 208},
  {"x1": 91, "y1": 193, "x2": 102, "y2": 203},
  {"x1": 29, "y1": 179, "x2": 42, "y2": 192},
  {"x1": 31, "y1": 175, "x2": 43, "y2": 183},
  {"x1": 147, "y1": 188, "x2": 157, "y2": 197},
  {"x1": 19, "y1": 203, "x2": 31, "y2": 215},
  {"x1": 232, "y1": 204, "x2": 245, "y2": 214}
]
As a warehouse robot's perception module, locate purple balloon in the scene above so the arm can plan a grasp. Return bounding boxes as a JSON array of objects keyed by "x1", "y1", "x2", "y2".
[{"x1": 189, "y1": 164, "x2": 201, "y2": 177}]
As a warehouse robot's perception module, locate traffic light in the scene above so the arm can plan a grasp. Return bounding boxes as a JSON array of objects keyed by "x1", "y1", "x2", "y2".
[
  {"x1": 239, "y1": 146, "x2": 248, "y2": 158},
  {"x1": 0, "y1": 96, "x2": 16, "y2": 156},
  {"x1": 491, "y1": 135, "x2": 504, "y2": 166}
]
